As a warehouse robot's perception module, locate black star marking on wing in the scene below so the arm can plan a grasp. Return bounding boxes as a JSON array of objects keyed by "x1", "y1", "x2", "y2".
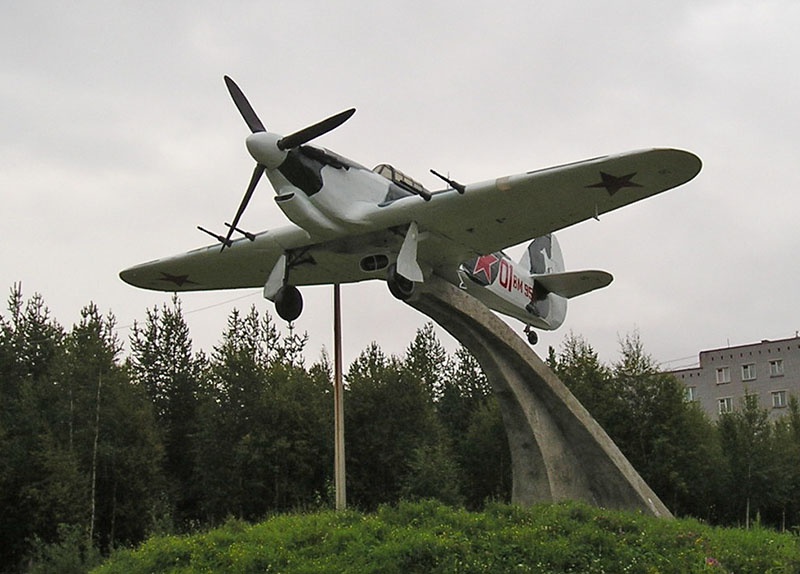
[
  {"x1": 158, "y1": 273, "x2": 197, "y2": 287},
  {"x1": 586, "y1": 172, "x2": 643, "y2": 196}
]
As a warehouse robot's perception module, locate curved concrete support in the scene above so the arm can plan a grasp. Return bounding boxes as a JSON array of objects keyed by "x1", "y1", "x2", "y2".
[{"x1": 407, "y1": 276, "x2": 671, "y2": 517}]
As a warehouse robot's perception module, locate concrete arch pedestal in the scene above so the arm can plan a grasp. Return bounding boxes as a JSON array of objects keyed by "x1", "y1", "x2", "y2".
[{"x1": 406, "y1": 276, "x2": 671, "y2": 518}]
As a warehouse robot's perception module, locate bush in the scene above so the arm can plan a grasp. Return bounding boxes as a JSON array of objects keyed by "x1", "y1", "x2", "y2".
[
  {"x1": 28, "y1": 524, "x2": 102, "y2": 574},
  {"x1": 93, "y1": 501, "x2": 800, "y2": 574}
]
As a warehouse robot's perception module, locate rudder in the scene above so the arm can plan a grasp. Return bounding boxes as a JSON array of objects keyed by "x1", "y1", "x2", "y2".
[{"x1": 520, "y1": 234, "x2": 565, "y2": 275}]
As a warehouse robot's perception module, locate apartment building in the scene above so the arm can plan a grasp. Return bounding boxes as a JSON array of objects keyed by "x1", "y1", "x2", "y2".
[{"x1": 669, "y1": 336, "x2": 800, "y2": 419}]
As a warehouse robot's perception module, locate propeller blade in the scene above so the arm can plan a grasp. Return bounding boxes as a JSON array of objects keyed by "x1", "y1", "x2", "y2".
[
  {"x1": 222, "y1": 163, "x2": 265, "y2": 251},
  {"x1": 277, "y1": 108, "x2": 356, "y2": 150},
  {"x1": 224, "y1": 75, "x2": 266, "y2": 133}
]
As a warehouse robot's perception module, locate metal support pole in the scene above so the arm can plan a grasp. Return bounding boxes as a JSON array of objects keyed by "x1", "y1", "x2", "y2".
[{"x1": 333, "y1": 284, "x2": 346, "y2": 510}]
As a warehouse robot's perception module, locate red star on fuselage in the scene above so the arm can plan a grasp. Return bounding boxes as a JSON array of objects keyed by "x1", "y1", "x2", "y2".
[{"x1": 472, "y1": 254, "x2": 499, "y2": 283}]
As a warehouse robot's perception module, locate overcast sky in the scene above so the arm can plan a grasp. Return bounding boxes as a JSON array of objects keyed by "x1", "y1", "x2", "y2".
[{"x1": 2, "y1": 1, "x2": 799, "y2": 370}]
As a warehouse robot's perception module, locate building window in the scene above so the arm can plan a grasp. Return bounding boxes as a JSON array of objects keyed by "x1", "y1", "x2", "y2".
[
  {"x1": 772, "y1": 391, "x2": 787, "y2": 409},
  {"x1": 718, "y1": 397, "x2": 734, "y2": 415},
  {"x1": 770, "y1": 359, "x2": 784, "y2": 377},
  {"x1": 685, "y1": 386, "x2": 696, "y2": 402},
  {"x1": 744, "y1": 393, "x2": 759, "y2": 408},
  {"x1": 716, "y1": 367, "x2": 731, "y2": 384},
  {"x1": 741, "y1": 363, "x2": 756, "y2": 381}
]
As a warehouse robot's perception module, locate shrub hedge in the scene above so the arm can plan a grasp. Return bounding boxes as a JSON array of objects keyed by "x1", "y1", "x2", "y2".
[{"x1": 92, "y1": 500, "x2": 800, "y2": 574}]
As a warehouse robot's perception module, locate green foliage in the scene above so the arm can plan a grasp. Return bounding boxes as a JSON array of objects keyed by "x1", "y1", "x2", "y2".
[
  {"x1": 93, "y1": 501, "x2": 800, "y2": 574},
  {"x1": 0, "y1": 287, "x2": 165, "y2": 571},
  {"x1": 550, "y1": 332, "x2": 616, "y2": 424},
  {"x1": 459, "y1": 398, "x2": 511, "y2": 507},
  {"x1": 194, "y1": 305, "x2": 332, "y2": 521},
  {"x1": 400, "y1": 442, "x2": 464, "y2": 506},
  {"x1": 12, "y1": 285, "x2": 800, "y2": 572},
  {"x1": 437, "y1": 345, "x2": 510, "y2": 508},
  {"x1": 129, "y1": 296, "x2": 206, "y2": 526},
  {"x1": 28, "y1": 523, "x2": 102, "y2": 574},
  {"x1": 345, "y1": 342, "x2": 438, "y2": 508},
  {"x1": 551, "y1": 331, "x2": 728, "y2": 521},
  {"x1": 716, "y1": 394, "x2": 800, "y2": 528},
  {"x1": 611, "y1": 332, "x2": 726, "y2": 519},
  {"x1": 344, "y1": 325, "x2": 510, "y2": 510},
  {"x1": 404, "y1": 322, "x2": 449, "y2": 401}
]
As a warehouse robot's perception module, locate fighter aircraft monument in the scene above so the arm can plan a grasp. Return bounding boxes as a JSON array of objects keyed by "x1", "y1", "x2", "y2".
[{"x1": 120, "y1": 76, "x2": 701, "y2": 516}]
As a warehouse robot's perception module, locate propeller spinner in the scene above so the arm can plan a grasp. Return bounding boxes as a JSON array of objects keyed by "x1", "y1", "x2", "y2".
[{"x1": 221, "y1": 76, "x2": 355, "y2": 250}]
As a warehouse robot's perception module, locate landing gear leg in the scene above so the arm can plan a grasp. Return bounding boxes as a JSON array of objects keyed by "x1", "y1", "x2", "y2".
[
  {"x1": 264, "y1": 252, "x2": 304, "y2": 322},
  {"x1": 524, "y1": 325, "x2": 538, "y2": 345}
]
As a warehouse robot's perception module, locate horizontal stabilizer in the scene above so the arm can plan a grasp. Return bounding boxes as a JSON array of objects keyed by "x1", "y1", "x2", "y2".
[{"x1": 534, "y1": 270, "x2": 613, "y2": 299}]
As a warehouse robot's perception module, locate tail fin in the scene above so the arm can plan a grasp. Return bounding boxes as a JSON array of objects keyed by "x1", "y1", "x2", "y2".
[
  {"x1": 521, "y1": 233, "x2": 612, "y2": 299},
  {"x1": 519, "y1": 234, "x2": 565, "y2": 275}
]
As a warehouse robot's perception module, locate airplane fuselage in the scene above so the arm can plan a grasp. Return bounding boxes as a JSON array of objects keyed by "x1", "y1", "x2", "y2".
[{"x1": 458, "y1": 252, "x2": 567, "y2": 331}]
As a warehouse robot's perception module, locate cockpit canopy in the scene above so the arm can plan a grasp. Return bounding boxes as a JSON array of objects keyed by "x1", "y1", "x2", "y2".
[{"x1": 373, "y1": 164, "x2": 430, "y2": 195}]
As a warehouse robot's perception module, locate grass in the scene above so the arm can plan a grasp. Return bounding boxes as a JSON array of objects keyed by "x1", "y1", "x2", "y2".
[{"x1": 92, "y1": 500, "x2": 800, "y2": 573}]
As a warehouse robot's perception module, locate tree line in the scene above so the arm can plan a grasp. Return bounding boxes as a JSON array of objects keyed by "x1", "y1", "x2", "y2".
[
  {"x1": 547, "y1": 333, "x2": 800, "y2": 530},
  {"x1": 0, "y1": 286, "x2": 507, "y2": 572},
  {"x1": 3, "y1": 284, "x2": 800, "y2": 571}
]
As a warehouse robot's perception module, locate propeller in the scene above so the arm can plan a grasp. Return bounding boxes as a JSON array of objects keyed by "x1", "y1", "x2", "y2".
[
  {"x1": 220, "y1": 76, "x2": 355, "y2": 250},
  {"x1": 224, "y1": 75, "x2": 265, "y2": 133},
  {"x1": 277, "y1": 108, "x2": 355, "y2": 150}
]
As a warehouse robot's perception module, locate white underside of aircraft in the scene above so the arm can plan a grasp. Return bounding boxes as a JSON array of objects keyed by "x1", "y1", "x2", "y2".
[{"x1": 120, "y1": 77, "x2": 701, "y2": 344}]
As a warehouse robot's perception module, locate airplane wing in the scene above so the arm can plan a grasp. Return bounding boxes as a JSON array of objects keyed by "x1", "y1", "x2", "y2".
[
  {"x1": 119, "y1": 224, "x2": 406, "y2": 292},
  {"x1": 120, "y1": 148, "x2": 699, "y2": 293},
  {"x1": 120, "y1": 231, "x2": 293, "y2": 292},
  {"x1": 411, "y1": 148, "x2": 700, "y2": 262}
]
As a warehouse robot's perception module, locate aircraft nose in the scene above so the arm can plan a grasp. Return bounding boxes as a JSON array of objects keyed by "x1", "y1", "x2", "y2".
[{"x1": 245, "y1": 132, "x2": 287, "y2": 169}]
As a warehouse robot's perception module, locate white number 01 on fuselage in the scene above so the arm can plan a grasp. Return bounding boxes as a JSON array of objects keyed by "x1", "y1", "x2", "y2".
[{"x1": 120, "y1": 76, "x2": 701, "y2": 345}]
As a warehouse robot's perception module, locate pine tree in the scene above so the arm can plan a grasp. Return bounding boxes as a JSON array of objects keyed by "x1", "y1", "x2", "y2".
[
  {"x1": 460, "y1": 398, "x2": 512, "y2": 506},
  {"x1": 0, "y1": 286, "x2": 66, "y2": 569},
  {"x1": 552, "y1": 330, "x2": 726, "y2": 519},
  {"x1": 551, "y1": 331, "x2": 620, "y2": 431},
  {"x1": 437, "y1": 345, "x2": 510, "y2": 507},
  {"x1": 718, "y1": 394, "x2": 778, "y2": 528},
  {"x1": 610, "y1": 331, "x2": 724, "y2": 519},
  {"x1": 403, "y1": 323, "x2": 449, "y2": 401},
  {"x1": 195, "y1": 306, "x2": 331, "y2": 520},
  {"x1": 129, "y1": 295, "x2": 205, "y2": 526},
  {"x1": 345, "y1": 342, "x2": 439, "y2": 508}
]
